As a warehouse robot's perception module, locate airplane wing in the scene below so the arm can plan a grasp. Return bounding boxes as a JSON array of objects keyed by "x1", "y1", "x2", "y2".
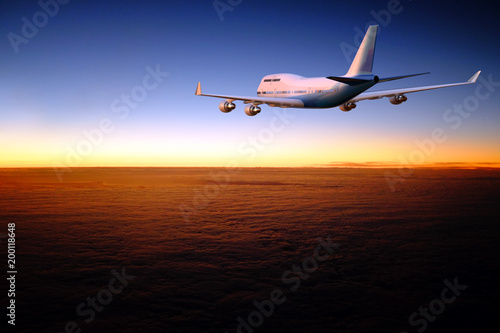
[
  {"x1": 195, "y1": 82, "x2": 304, "y2": 108},
  {"x1": 348, "y1": 71, "x2": 481, "y2": 103}
]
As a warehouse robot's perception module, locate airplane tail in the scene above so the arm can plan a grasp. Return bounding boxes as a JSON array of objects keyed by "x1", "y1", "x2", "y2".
[{"x1": 345, "y1": 25, "x2": 378, "y2": 77}]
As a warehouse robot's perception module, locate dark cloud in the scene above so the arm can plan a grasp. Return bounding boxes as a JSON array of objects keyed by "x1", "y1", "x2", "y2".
[{"x1": 1, "y1": 167, "x2": 499, "y2": 332}]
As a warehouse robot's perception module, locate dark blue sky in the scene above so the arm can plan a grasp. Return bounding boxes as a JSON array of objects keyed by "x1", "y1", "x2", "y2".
[{"x1": 1, "y1": 0, "x2": 499, "y2": 167}]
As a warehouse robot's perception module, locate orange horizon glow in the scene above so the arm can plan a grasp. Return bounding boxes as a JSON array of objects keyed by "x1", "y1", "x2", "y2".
[{"x1": 2, "y1": 136, "x2": 500, "y2": 169}]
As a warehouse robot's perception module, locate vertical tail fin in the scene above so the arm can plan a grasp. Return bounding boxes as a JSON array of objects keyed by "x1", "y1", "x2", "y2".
[{"x1": 345, "y1": 25, "x2": 378, "y2": 76}]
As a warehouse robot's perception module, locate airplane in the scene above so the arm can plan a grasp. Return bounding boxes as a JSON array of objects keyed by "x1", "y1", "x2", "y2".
[{"x1": 195, "y1": 25, "x2": 481, "y2": 116}]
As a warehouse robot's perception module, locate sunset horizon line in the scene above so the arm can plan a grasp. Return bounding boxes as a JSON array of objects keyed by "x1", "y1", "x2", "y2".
[{"x1": 1, "y1": 161, "x2": 500, "y2": 170}]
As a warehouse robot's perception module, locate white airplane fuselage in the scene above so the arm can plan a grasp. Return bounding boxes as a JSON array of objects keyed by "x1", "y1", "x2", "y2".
[{"x1": 256, "y1": 73, "x2": 377, "y2": 108}]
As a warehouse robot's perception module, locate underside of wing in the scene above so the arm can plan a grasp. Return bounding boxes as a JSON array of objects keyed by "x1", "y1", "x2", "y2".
[{"x1": 348, "y1": 71, "x2": 481, "y2": 104}]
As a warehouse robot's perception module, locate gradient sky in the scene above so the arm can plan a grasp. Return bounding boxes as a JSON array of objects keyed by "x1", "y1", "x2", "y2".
[{"x1": 1, "y1": 0, "x2": 499, "y2": 168}]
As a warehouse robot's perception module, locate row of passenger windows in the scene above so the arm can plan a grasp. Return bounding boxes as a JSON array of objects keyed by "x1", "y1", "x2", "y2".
[
  {"x1": 258, "y1": 91, "x2": 298, "y2": 95},
  {"x1": 314, "y1": 88, "x2": 339, "y2": 93},
  {"x1": 263, "y1": 78, "x2": 281, "y2": 82},
  {"x1": 257, "y1": 88, "x2": 338, "y2": 95}
]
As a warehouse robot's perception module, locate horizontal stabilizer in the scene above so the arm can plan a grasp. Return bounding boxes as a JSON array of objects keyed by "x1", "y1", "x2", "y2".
[
  {"x1": 378, "y1": 72, "x2": 430, "y2": 83},
  {"x1": 326, "y1": 76, "x2": 373, "y2": 84}
]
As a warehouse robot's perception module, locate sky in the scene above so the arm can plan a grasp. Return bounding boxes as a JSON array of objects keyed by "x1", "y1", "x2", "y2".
[{"x1": 1, "y1": 0, "x2": 499, "y2": 168}]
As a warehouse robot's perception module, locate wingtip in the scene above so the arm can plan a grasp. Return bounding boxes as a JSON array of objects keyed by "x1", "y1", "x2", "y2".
[
  {"x1": 195, "y1": 82, "x2": 202, "y2": 95},
  {"x1": 468, "y1": 71, "x2": 481, "y2": 83}
]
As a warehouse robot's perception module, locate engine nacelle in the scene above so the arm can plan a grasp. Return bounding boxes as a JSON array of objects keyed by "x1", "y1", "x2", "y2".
[
  {"x1": 244, "y1": 105, "x2": 261, "y2": 116},
  {"x1": 219, "y1": 101, "x2": 236, "y2": 113},
  {"x1": 389, "y1": 95, "x2": 407, "y2": 105},
  {"x1": 339, "y1": 102, "x2": 356, "y2": 112}
]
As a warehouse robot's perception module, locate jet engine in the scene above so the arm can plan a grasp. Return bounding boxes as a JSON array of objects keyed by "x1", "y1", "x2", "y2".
[
  {"x1": 339, "y1": 102, "x2": 356, "y2": 112},
  {"x1": 244, "y1": 105, "x2": 261, "y2": 116},
  {"x1": 219, "y1": 101, "x2": 236, "y2": 113},
  {"x1": 389, "y1": 95, "x2": 407, "y2": 105}
]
